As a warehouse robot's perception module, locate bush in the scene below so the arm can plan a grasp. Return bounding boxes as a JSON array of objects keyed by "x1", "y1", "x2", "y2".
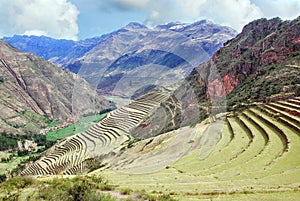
[
  {"x1": 88, "y1": 159, "x2": 104, "y2": 173},
  {"x1": 17, "y1": 150, "x2": 28, "y2": 157},
  {"x1": 0, "y1": 174, "x2": 6, "y2": 183},
  {"x1": 0, "y1": 133, "x2": 18, "y2": 151},
  {"x1": 120, "y1": 188, "x2": 132, "y2": 195},
  {"x1": 37, "y1": 176, "x2": 115, "y2": 201}
]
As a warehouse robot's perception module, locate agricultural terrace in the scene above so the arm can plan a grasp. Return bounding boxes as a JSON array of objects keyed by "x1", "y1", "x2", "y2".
[
  {"x1": 21, "y1": 90, "x2": 170, "y2": 175},
  {"x1": 98, "y1": 97, "x2": 300, "y2": 200}
]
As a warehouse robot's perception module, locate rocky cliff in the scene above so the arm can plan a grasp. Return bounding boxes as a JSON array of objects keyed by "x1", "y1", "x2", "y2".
[{"x1": 185, "y1": 16, "x2": 300, "y2": 106}]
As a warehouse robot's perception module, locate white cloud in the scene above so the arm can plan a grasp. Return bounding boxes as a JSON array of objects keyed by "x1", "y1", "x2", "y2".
[
  {"x1": 252, "y1": 0, "x2": 300, "y2": 20},
  {"x1": 144, "y1": 0, "x2": 263, "y2": 31},
  {"x1": 0, "y1": 0, "x2": 79, "y2": 40},
  {"x1": 101, "y1": 0, "x2": 300, "y2": 32},
  {"x1": 195, "y1": 0, "x2": 263, "y2": 31},
  {"x1": 23, "y1": 30, "x2": 49, "y2": 37}
]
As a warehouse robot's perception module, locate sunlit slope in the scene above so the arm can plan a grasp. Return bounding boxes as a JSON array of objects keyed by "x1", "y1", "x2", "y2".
[{"x1": 99, "y1": 97, "x2": 300, "y2": 199}]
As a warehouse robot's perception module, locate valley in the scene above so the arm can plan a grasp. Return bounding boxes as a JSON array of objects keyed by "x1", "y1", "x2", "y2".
[{"x1": 0, "y1": 14, "x2": 299, "y2": 201}]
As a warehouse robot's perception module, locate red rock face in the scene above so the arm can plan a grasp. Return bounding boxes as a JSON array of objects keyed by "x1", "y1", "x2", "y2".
[
  {"x1": 203, "y1": 17, "x2": 300, "y2": 101},
  {"x1": 206, "y1": 72, "x2": 239, "y2": 99},
  {"x1": 262, "y1": 51, "x2": 285, "y2": 64}
]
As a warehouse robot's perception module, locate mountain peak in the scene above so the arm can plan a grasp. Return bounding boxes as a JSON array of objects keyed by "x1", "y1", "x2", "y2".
[
  {"x1": 192, "y1": 19, "x2": 212, "y2": 26},
  {"x1": 156, "y1": 22, "x2": 186, "y2": 30},
  {"x1": 241, "y1": 17, "x2": 282, "y2": 34},
  {"x1": 124, "y1": 22, "x2": 147, "y2": 30}
]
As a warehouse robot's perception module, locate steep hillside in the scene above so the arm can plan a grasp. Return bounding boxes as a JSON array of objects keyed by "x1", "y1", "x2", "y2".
[
  {"x1": 0, "y1": 40, "x2": 112, "y2": 135},
  {"x1": 185, "y1": 17, "x2": 300, "y2": 108}
]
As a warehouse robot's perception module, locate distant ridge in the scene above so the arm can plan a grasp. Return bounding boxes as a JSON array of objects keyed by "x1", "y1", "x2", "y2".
[{"x1": 3, "y1": 20, "x2": 237, "y2": 97}]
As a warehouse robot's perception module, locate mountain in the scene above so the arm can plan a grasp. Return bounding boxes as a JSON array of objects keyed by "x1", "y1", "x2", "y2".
[
  {"x1": 183, "y1": 17, "x2": 300, "y2": 108},
  {"x1": 2, "y1": 35, "x2": 103, "y2": 66},
  {"x1": 7, "y1": 17, "x2": 300, "y2": 201},
  {"x1": 0, "y1": 40, "x2": 112, "y2": 135},
  {"x1": 69, "y1": 21, "x2": 236, "y2": 96},
  {"x1": 3, "y1": 21, "x2": 237, "y2": 97}
]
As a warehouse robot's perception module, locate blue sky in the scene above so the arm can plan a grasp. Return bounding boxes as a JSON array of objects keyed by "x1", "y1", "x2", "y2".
[{"x1": 0, "y1": 0, "x2": 299, "y2": 40}]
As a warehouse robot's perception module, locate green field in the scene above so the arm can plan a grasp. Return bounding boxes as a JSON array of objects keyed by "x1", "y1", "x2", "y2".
[
  {"x1": 45, "y1": 114, "x2": 106, "y2": 142},
  {"x1": 0, "y1": 152, "x2": 38, "y2": 175}
]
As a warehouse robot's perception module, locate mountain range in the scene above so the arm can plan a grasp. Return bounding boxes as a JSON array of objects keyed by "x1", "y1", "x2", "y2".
[
  {"x1": 3, "y1": 20, "x2": 237, "y2": 97},
  {"x1": 19, "y1": 16, "x2": 300, "y2": 174},
  {"x1": 0, "y1": 15, "x2": 300, "y2": 201}
]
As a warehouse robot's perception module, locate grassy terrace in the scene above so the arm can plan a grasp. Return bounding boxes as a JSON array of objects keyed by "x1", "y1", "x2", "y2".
[
  {"x1": 8, "y1": 95, "x2": 300, "y2": 200},
  {"x1": 98, "y1": 97, "x2": 300, "y2": 200}
]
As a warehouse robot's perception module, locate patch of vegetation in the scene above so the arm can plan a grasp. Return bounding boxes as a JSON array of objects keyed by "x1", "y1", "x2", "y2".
[
  {"x1": 226, "y1": 60, "x2": 300, "y2": 110},
  {"x1": 46, "y1": 113, "x2": 106, "y2": 142},
  {"x1": 46, "y1": 124, "x2": 89, "y2": 142},
  {"x1": 79, "y1": 114, "x2": 105, "y2": 123},
  {"x1": 88, "y1": 159, "x2": 105, "y2": 173},
  {"x1": 0, "y1": 133, "x2": 18, "y2": 151},
  {"x1": 120, "y1": 188, "x2": 132, "y2": 195},
  {"x1": 0, "y1": 132, "x2": 49, "y2": 151},
  {"x1": 135, "y1": 190, "x2": 177, "y2": 201},
  {"x1": 127, "y1": 138, "x2": 141, "y2": 149},
  {"x1": 0, "y1": 174, "x2": 6, "y2": 183},
  {"x1": 0, "y1": 175, "x2": 116, "y2": 201}
]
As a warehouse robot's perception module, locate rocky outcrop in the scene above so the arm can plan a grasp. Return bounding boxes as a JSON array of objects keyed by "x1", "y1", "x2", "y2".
[{"x1": 185, "y1": 16, "x2": 300, "y2": 102}]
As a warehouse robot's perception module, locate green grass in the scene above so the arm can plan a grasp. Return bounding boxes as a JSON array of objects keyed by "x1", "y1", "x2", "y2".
[
  {"x1": 46, "y1": 124, "x2": 89, "y2": 142},
  {"x1": 47, "y1": 121, "x2": 60, "y2": 127},
  {"x1": 0, "y1": 154, "x2": 35, "y2": 175},
  {"x1": 79, "y1": 114, "x2": 106, "y2": 123},
  {"x1": 0, "y1": 151, "x2": 10, "y2": 159},
  {"x1": 0, "y1": 175, "x2": 178, "y2": 201},
  {"x1": 0, "y1": 175, "x2": 117, "y2": 201},
  {"x1": 46, "y1": 114, "x2": 106, "y2": 142}
]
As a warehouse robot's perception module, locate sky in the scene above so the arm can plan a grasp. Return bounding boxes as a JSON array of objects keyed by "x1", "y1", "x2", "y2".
[{"x1": 0, "y1": 0, "x2": 299, "y2": 40}]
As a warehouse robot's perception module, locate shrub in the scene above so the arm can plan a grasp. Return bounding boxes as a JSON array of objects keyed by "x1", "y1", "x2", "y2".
[
  {"x1": 120, "y1": 188, "x2": 132, "y2": 195},
  {"x1": 88, "y1": 160, "x2": 104, "y2": 173},
  {"x1": 0, "y1": 174, "x2": 6, "y2": 183},
  {"x1": 17, "y1": 150, "x2": 28, "y2": 156}
]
